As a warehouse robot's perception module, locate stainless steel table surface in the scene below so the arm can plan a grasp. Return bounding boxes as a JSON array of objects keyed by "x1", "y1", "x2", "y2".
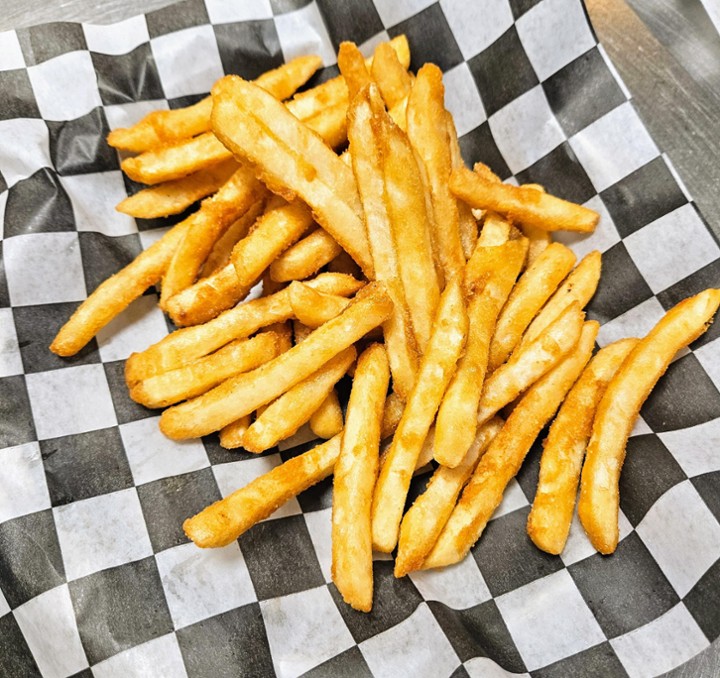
[{"x1": 1, "y1": 1, "x2": 718, "y2": 676}]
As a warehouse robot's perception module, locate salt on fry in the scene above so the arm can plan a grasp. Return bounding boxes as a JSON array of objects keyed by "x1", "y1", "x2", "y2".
[{"x1": 269, "y1": 229, "x2": 343, "y2": 282}]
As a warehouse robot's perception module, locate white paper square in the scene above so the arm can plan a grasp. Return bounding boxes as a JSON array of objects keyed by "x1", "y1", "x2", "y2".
[
  {"x1": 28, "y1": 52, "x2": 102, "y2": 122},
  {"x1": 611, "y1": 603, "x2": 708, "y2": 678},
  {"x1": 83, "y1": 15, "x2": 150, "y2": 56},
  {"x1": 0, "y1": 30, "x2": 25, "y2": 71},
  {"x1": 553, "y1": 195, "x2": 621, "y2": 259},
  {"x1": 443, "y1": 62, "x2": 486, "y2": 137},
  {"x1": 4, "y1": 232, "x2": 86, "y2": 307},
  {"x1": 359, "y1": 30, "x2": 391, "y2": 58},
  {"x1": 440, "y1": 0, "x2": 514, "y2": 59},
  {"x1": 119, "y1": 416, "x2": 209, "y2": 486},
  {"x1": 637, "y1": 481, "x2": 720, "y2": 597},
  {"x1": 205, "y1": 0, "x2": 273, "y2": 23},
  {"x1": 410, "y1": 555, "x2": 492, "y2": 609},
  {"x1": 464, "y1": 656, "x2": 530, "y2": 678},
  {"x1": 0, "y1": 118, "x2": 51, "y2": 189},
  {"x1": 151, "y1": 25, "x2": 224, "y2": 100},
  {"x1": 516, "y1": 0, "x2": 596, "y2": 81},
  {"x1": 596, "y1": 296, "x2": 667, "y2": 348},
  {"x1": 0, "y1": 308, "x2": 23, "y2": 377},
  {"x1": 488, "y1": 85, "x2": 565, "y2": 174},
  {"x1": 59, "y1": 171, "x2": 136, "y2": 237},
  {"x1": 496, "y1": 569, "x2": 606, "y2": 671},
  {"x1": 694, "y1": 337, "x2": 720, "y2": 403},
  {"x1": 373, "y1": 0, "x2": 437, "y2": 28},
  {"x1": 139, "y1": 225, "x2": 172, "y2": 250},
  {"x1": 212, "y1": 456, "x2": 302, "y2": 520},
  {"x1": 0, "y1": 442, "x2": 51, "y2": 523},
  {"x1": 624, "y1": 204, "x2": 720, "y2": 294},
  {"x1": 303, "y1": 507, "x2": 332, "y2": 583},
  {"x1": 156, "y1": 541, "x2": 256, "y2": 630},
  {"x1": 25, "y1": 364, "x2": 117, "y2": 440},
  {"x1": 569, "y1": 102, "x2": 659, "y2": 192},
  {"x1": 54, "y1": 488, "x2": 152, "y2": 581},
  {"x1": 97, "y1": 294, "x2": 169, "y2": 363},
  {"x1": 14, "y1": 584, "x2": 88, "y2": 678},
  {"x1": 277, "y1": 423, "x2": 318, "y2": 451},
  {"x1": 0, "y1": 191, "x2": 6, "y2": 240},
  {"x1": 262, "y1": 586, "x2": 355, "y2": 678},
  {"x1": 491, "y1": 478, "x2": 529, "y2": 520},
  {"x1": 361, "y1": 603, "x2": 460, "y2": 678},
  {"x1": 0, "y1": 589, "x2": 9, "y2": 617},
  {"x1": 92, "y1": 634, "x2": 188, "y2": 678},
  {"x1": 274, "y1": 2, "x2": 337, "y2": 67},
  {"x1": 103, "y1": 99, "x2": 169, "y2": 132}
]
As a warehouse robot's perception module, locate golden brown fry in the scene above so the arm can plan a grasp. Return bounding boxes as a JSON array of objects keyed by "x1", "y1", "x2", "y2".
[
  {"x1": 130, "y1": 331, "x2": 284, "y2": 409},
  {"x1": 269, "y1": 229, "x2": 342, "y2": 282},
  {"x1": 338, "y1": 41, "x2": 372, "y2": 100},
  {"x1": 371, "y1": 42, "x2": 413, "y2": 109},
  {"x1": 527, "y1": 338, "x2": 638, "y2": 555},
  {"x1": 288, "y1": 281, "x2": 351, "y2": 328},
  {"x1": 243, "y1": 347, "x2": 356, "y2": 453},
  {"x1": 433, "y1": 240, "x2": 527, "y2": 467},
  {"x1": 579, "y1": 289, "x2": 720, "y2": 554},
  {"x1": 332, "y1": 344, "x2": 390, "y2": 611},
  {"x1": 218, "y1": 414, "x2": 252, "y2": 450},
  {"x1": 407, "y1": 64, "x2": 465, "y2": 284},
  {"x1": 371, "y1": 281, "x2": 468, "y2": 552},
  {"x1": 116, "y1": 158, "x2": 239, "y2": 218},
  {"x1": 519, "y1": 222, "x2": 552, "y2": 268},
  {"x1": 304, "y1": 101, "x2": 349, "y2": 149},
  {"x1": 477, "y1": 211, "x2": 512, "y2": 246},
  {"x1": 50, "y1": 218, "x2": 192, "y2": 357},
  {"x1": 488, "y1": 242, "x2": 577, "y2": 371},
  {"x1": 126, "y1": 272, "x2": 364, "y2": 384},
  {"x1": 309, "y1": 389, "x2": 344, "y2": 439},
  {"x1": 423, "y1": 321, "x2": 599, "y2": 569},
  {"x1": 159, "y1": 283, "x2": 393, "y2": 439},
  {"x1": 395, "y1": 417, "x2": 503, "y2": 577},
  {"x1": 380, "y1": 391, "x2": 405, "y2": 440},
  {"x1": 451, "y1": 166, "x2": 600, "y2": 233},
  {"x1": 446, "y1": 113, "x2": 477, "y2": 259}
]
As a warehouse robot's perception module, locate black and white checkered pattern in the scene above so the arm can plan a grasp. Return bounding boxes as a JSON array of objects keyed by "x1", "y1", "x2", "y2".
[{"x1": 1, "y1": 0, "x2": 719, "y2": 675}]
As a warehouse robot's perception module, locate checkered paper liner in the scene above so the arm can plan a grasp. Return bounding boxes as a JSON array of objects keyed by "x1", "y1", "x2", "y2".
[{"x1": 1, "y1": 0, "x2": 719, "y2": 675}]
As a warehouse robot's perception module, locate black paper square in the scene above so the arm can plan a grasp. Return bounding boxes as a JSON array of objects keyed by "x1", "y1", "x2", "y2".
[
  {"x1": 467, "y1": 27, "x2": 539, "y2": 117},
  {"x1": 683, "y1": 559, "x2": 720, "y2": 642},
  {"x1": 66, "y1": 670, "x2": 93, "y2": 678},
  {"x1": 0, "y1": 242, "x2": 9, "y2": 308},
  {"x1": 146, "y1": 0, "x2": 210, "y2": 39},
  {"x1": 543, "y1": 47, "x2": 625, "y2": 138},
  {"x1": 0, "y1": 69, "x2": 41, "y2": 120},
  {"x1": 176, "y1": 603, "x2": 274, "y2": 678},
  {"x1": 472, "y1": 506, "x2": 563, "y2": 597},
  {"x1": 297, "y1": 64, "x2": 341, "y2": 92},
  {"x1": 316, "y1": 0, "x2": 384, "y2": 52},
  {"x1": 619, "y1": 434, "x2": 686, "y2": 526},
  {"x1": 0, "y1": 509, "x2": 65, "y2": 608},
  {"x1": 640, "y1": 353, "x2": 720, "y2": 432},
  {"x1": 0, "y1": 375, "x2": 37, "y2": 448},
  {"x1": 202, "y1": 432, "x2": 273, "y2": 465},
  {"x1": 509, "y1": 0, "x2": 544, "y2": 19},
  {"x1": 40, "y1": 427, "x2": 133, "y2": 506},
  {"x1": 167, "y1": 93, "x2": 207, "y2": 109},
  {"x1": 137, "y1": 469, "x2": 221, "y2": 553},
  {"x1": 692, "y1": 472, "x2": 720, "y2": 523},
  {"x1": 241, "y1": 514, "x2": 325, "y2": 600},
  {"x1": 213, "y1": 21, "x2": 283, "y2": 80},
  {"x1": 569, "y1": 532, "x2": 679, "y2": 638},
  {"x1": 303, "y1": 645, "x2": 373, "y2": 678},
  {"x1": 532, "y1": 641, "x2": 626, "y2": 678},
  {"x1": 514, "y1": 436, "x2": 544, "y2": 502},
  {"x1": 516, "y1": 142, "x2": 595, "y2": 205},
  {"x1": 585, "y1": 242, "x2": 653, "y2": 324},
  {"x1": 428, "y1": 600, "x2": 527, "y2": 672},
  {"x1": 270, "y1": 0, "x2": 313, "y2": 13},
  {"x1": 4, "y1": 168, "x2": 75, "y2": 238},
  {"x1": 458, "y1": 122, "x2": 512, "y2": 180},
  {"x1": 0, "y1": 171, "x2": 6, "y2": 194},
  {"x1": 13, "y1": 303, "x2": 100, "y2": 374},
  {"x1": 387, "y1": 4, "x2": 463, "y2": 73},
  {"x1": 47, "y1": 107, "x2": 118, "y2": 176},
  {"x1": 92, "y1": 44, "x2": 165, "y2": 106},
  {"x1": 0, "y1": 613, "x2": 41, "y2": 677},
  {"x1": 278, "y1": 438, "x2": 333, "y2": 512},
  {"x1": 69, "y1": 556, "x2": 173, "y2": 665},
  {"x1": 103, "y1": 361, "x2": 157, "y2": 425},
  {"x1": 18, "y1": 22, "x2": 87, "y2": 66},
  {"x1": 600, "y1": 156, "x2": 688, "y2": 239},
  {"x1": 77, "y1": 232, "x2": 142, "y2": 296},
  {"x1": 329, "y1": 560, "x2": 422, "y2": 643}
]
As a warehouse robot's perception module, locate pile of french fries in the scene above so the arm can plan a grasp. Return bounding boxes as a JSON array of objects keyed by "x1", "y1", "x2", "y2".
[{"x1": 50, "y1": 36, "x2": 720, "y2": 613}]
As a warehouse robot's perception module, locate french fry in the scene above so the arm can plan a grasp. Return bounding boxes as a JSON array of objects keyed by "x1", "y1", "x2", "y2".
[
  {"x1": 126, "y1": 272, "x2": 364, "y2": 384},
  {"x1": 477, "y1": 211, "x2": 512, "y2": 247},
  {"x1": 578, "y1": 289, "x2": 720, "y2": 554},
  {"x1": 371, "y1": 281, "x2": 468, "y2": 552},
  {"x1": 269, "y1": 229, "x2": 342, "y2": 282},
  {"x1": 116, "y1": 158, "x2": 239, "y2": 218},
  {"x1": 243, "y1": 346, "x2": 356, "y2": 453},
  {"x1": 332, "y1": 344, "x2": 390, "y2": 611},
  {"x1": 309, "y1": 389, "x2": 344, "y2": 439},
  {"x1": 303, "y1": 101, "x2": 349, "y2": 149},
  {"x1": 407, "y1": 64, "x2": 465, "y2": 284},
  {"x1": 423, "y1": 321, "x2": 599, "y2": 569},
  {"x1": 381, "y1": 391, "x2": 405, "y2": 440},
  {"x1": 519, "y1": 222, "x2": 552, "y2": 268},
  {"x1": 446, "y1": 113, "x2": 477, "y2": 259},
  {"x1": 450, "y1": 166, "x2": 600, "y2": 233},
  {"x1": 218, "y1": 414, "x2": 252, "y2": 450},
  {"x1": 288, "y1": 281, "x2": 351, "y2": 328},
  {"x1": 433, "y1": 239, "x2": 527, "y2": 467},
  {"x1": 130, "y1": 331, "x2": 285, "y2": 409},
  {"x1": 159, "y1": 283, "x2": 393, "y2": 439},
  {"x1": 527, "y1": 338, "x2": 638, "y2": 555},
  {"x1": 371, "y1": 42, "x2": 413, "y2": 109},
  {"x1": 488, "y1": 242, "x2": 577, "y2": 371},
  {"x1": 395, "y1": 417, "x2": 503, "y2": 577},
  {"x1": 338, "y1": 41, "x2": 372, "y2": 100}
]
